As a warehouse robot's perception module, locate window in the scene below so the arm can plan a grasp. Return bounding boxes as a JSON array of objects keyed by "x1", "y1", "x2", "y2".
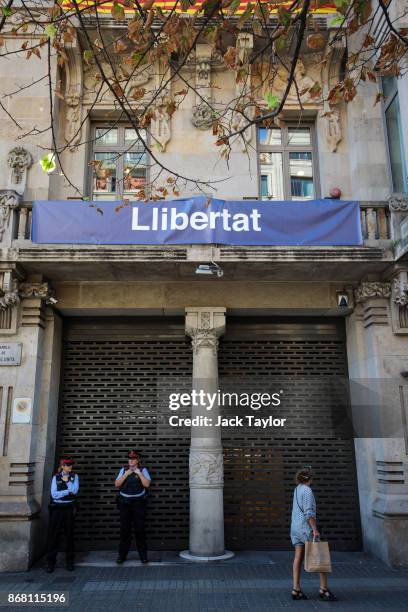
[
  {"x1": 258, "y1": 125, "x2": 317, "y2": 200},
  {"x1": 382, "y1": 77, "x2": 407, "y2": 194},
  {"x1": 91, "y1": 126, "x2": 147, "y2": 200}
]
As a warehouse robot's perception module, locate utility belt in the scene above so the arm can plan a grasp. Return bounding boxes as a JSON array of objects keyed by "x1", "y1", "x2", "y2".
[
  {"x1": 49, "y1": 498, "x2": 79, "y2": 513},
  {"x1": 116, "y1": 492, "x2": 147, "y2": 509}
]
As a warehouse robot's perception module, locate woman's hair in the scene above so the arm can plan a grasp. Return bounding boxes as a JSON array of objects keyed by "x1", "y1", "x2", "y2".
[{"x1": 295, "y1": 468, "x2": 313, "y2": 484}]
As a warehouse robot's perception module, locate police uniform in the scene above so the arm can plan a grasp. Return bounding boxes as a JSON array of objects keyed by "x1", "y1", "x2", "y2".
[
  {"x1": 46, "y1": 458, "x2": 79, "y2": 572},
  {"x1": 116, "y1": 451, "x2": 151, "y2": 564}
]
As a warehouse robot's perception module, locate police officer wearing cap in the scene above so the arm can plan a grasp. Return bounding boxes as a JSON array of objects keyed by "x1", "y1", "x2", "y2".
[
  {"x1": 46, "y1": 457, "x2": 79, "y2": 573},
  {"x1": 115, "y1": 450, "x2": 151, "y2": 564}
]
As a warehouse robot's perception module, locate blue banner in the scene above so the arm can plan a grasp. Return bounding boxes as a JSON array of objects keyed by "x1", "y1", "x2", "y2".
[{"x1": 31, "y1": 198, "x2": 362, "y2": 246}]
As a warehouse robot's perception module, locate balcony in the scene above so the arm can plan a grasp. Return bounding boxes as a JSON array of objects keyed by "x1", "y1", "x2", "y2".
[{"x1": 0, "y1": 195, "x2": 395, "y2": 282}]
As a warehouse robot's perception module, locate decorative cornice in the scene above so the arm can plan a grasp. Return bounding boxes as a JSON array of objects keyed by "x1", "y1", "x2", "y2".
[{"x1": 354, "y1": 281, "x2": 391, "y2": 303}]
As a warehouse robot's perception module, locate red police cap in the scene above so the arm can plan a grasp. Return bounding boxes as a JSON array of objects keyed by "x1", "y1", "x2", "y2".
[
  {"x1": 128, "y1": 450, "x2": 139, "y2": 459},
  {"x1": 59, "y1": 457, "x2": 74, "y2": 466}
]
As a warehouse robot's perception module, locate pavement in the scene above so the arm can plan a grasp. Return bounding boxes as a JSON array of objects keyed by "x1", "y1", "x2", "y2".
[{"x1": 0, "y1": 551, "x2": 407, "y2": 611}]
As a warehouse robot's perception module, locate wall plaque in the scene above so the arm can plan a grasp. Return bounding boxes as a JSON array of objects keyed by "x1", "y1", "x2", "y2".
[{"x1": 0, "y1": 343, "x2": 22, "y2": 366}]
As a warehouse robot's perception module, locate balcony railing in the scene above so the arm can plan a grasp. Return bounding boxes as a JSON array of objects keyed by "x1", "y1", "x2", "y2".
[
  {"x1": 359, "y1": 202, "x2": 391, "y2": 241},
  {"x1": 8, "y1": 200, "x2": 392, "y2": 244}
]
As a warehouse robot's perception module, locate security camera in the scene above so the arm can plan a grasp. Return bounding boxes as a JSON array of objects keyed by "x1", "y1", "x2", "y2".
[
  {"x1": 46, "y1": 296, "x2": 58, "y2": 305},
  {"x1": 195, "y1": 263, "x2": 224, "y2": 278}
]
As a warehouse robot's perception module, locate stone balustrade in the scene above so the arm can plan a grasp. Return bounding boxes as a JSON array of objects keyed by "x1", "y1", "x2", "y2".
[
  {"x1": 15, "y1": 202, "x2": 32, "y2": 241},
  {"x1": 359, "y1": 202, "x2": 390, "y2": 241}
]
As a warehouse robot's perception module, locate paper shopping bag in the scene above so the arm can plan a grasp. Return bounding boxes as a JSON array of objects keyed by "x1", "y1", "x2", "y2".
[{"x1": 304, "y1": 540, "x2": 332, "y2": 573}]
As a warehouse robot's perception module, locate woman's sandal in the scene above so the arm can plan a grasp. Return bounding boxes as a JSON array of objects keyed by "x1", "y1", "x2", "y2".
[
  {"x1": 319, "y1": 588, "x2": 337, "y2": 601},
  {"x1": 292, "y1": 589, "x2": 308, "y2": 600}
]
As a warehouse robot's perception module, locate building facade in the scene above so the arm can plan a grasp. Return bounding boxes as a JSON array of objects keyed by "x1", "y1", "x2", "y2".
[{"x1": 1, "y1": 1, "x2": 408, "y2": 571}]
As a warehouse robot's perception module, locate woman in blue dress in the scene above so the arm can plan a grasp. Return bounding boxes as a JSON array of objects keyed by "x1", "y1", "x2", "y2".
[{"x1": 290, "y1": 468, "x2": 336, "y2": 601}]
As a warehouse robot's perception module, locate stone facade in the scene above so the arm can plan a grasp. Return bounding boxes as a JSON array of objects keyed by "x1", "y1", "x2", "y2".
[{"x1": 1, "y1": 7, "x2": 408, "y2": 572}]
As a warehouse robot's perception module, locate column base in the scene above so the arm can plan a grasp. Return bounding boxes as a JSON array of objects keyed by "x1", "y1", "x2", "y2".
[{"x1": 179, "y1": 550, "x2": 234, "y2": 562}]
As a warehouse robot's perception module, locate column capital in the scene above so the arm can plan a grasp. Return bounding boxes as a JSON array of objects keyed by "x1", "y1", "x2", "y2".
[
  {"x1": 185, "y1": 307, "x2": 226, "y2": 355},
  {"x1": 19, "y1": 281, "x2": 54, "y2": 301},
  {"x1": 354, "y1": 281, "x2": 391, "y2": 304},
  {"x1": 185, "y1": 307, "x2": 226, "y2": 337}
]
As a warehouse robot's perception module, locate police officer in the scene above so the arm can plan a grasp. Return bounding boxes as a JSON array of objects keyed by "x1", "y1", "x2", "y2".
[
  {"x1": 46, "y1": 457, "x2": 79, "y2": 573},
  {"x1": 115, "y1": 450, "x2": 151, "y2": 564}
]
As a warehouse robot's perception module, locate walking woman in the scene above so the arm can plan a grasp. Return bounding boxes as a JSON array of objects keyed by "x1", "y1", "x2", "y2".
[
  {"x1": 290, "y1": 468, "x2": 336, "y2": 601},
  {"x1": 46, "y1": 457, "x2": 79, "y2": 573},
  {"x1": 115, "y1": 450, "x2": 151, "y2": 564}
]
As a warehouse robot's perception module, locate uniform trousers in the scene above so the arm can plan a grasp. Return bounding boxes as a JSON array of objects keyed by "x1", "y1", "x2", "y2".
[
  {"x1": 46, "y1": 503, "x2": 75, "y2": 565},
  {"x1": 118, "y1": 496, "x2": 147, "y2": 561}
]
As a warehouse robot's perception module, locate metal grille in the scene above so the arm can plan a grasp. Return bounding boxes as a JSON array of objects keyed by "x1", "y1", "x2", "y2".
[
  {"x1": 57, "y1": 318, "x2": 192, "y2": 550},
  {"x1": 219, "y1": 319, "x2": 362, "y2": 551}
]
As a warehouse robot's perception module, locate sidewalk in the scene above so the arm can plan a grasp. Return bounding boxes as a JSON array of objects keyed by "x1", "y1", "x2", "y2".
[{"x1": 0, "y1": 551, "x2": 407, "y2": 611}]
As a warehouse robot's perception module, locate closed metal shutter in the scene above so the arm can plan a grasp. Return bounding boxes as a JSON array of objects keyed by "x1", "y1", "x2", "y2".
[
  {"x1": 219, "y1": 318, "x2": 362, "y2": 551},
  {"x1": 57, "y1": 316, "x2": 361, "y2": 552},
  {"x1": 57, "y1": 318, "x2": 192, "y2": 550}
]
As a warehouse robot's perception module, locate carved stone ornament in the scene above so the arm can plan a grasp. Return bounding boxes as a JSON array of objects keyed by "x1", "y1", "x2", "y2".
[
  {"x1": 233, "y1": 32, "x2": 253, "y2": 152},
  {"x1": 0, "y1": 191, "x2": 20, "y2": 242},
  {"x1": 0, "y1": 271, "x2": 20, "y2": 312},
  {"x1": 64, "y1": 92, "x2": 82, "y2": 150},
  {"x1": 7, "y1": 148, "x2": 33, "y2": 194},
  {"x1": 190, "y1": 329, "x2": 219, "y2": 355},
  {"x1": 151, "y1": 95, "x2": 172, "y2": 152},
  {"x1": 190, "y1": 450, "x2": 223, "y2": 486},
  {"x1": 200, "y1": 311, "x2": 211, "y2": 329},
  {"x1": 191, "y1": 44, "x2": 214, "y2": 130},
  {"x1": 0, "y1": 282, "x2": 20, "y2": 311},
  {"x1": 19, "y1": 282, "x2": 53, "y2": 300},
  {"x1": 192, "y1": 103, "x2": 214, "y2": 130},
  {"x1": 319, "y1": 108, "x2": 342, "y2": 152},
  {"x1": 354, "y1": 281, "x2": 392, "y2": 303},
  {"x1": 393, "y1": 277, "x2": 408, "y2": 306},
  {"x1": 387, "y1": 193, "x2": 408, "y2": 212}
]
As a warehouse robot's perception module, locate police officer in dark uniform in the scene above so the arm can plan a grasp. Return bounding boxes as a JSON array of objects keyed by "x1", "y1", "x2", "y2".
[
  {"x1": 115, "y1": 450, "x2": 151, "y2": 564},
  {"x1": 46, "y1": 457, "x2": 79, "y2": 573}
]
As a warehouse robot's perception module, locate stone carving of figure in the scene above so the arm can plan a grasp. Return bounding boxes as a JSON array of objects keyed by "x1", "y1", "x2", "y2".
[
  {"x1": 274, "y1": 59, "x2": 315, "y2": 104},
  {"x1": 319, "y1": 108, "x2": 342, "y2": 152},
  {"x1": 151, "y1": 96, "x2": 172, "y2": 151},
  {"x1": 65, "y1": 93, "x2": 82, "y2": 150}
]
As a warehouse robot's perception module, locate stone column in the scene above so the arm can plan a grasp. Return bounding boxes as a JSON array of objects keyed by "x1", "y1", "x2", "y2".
[
  {"x1": 0, "y1": 279, "x2": 61, "y2": 571},
  {"x1": 180, "y1": 307, "x2": 233, "y2": 561},
  {"x1": 347, "y1": 280, "x2": 408, "y2": 567}
]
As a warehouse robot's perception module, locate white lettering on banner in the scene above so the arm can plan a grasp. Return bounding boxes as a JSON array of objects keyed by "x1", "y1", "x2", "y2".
[{"x1": 131, "y1": 206, "x2": 262, "y2": 232}]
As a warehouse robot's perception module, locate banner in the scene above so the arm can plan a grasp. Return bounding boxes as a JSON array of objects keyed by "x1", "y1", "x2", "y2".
[{"x1": 32, "y1": 198, "x2": 362, "y2": 246}]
